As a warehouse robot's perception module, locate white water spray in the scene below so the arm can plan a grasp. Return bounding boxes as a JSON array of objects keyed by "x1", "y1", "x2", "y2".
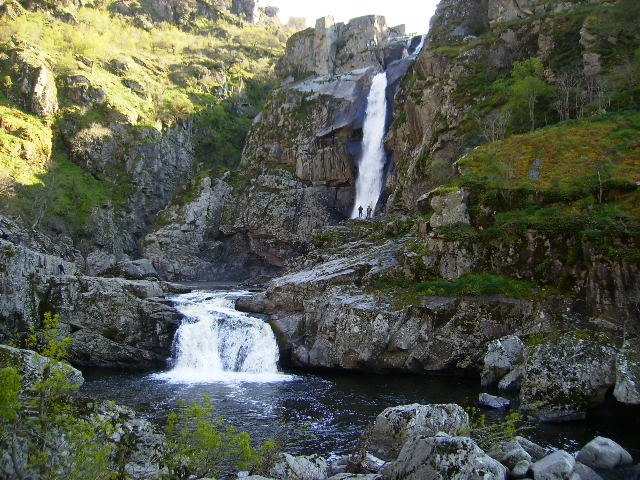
[
  {"x1": 351, "y1": 72, "x2": 389, "y2": 219},
  {"x1": 154, "y1": 291, "x2": 290, "y2": 383},
  {"x1": 411, "y1": 35, "x2": 427, "y2": 56}
]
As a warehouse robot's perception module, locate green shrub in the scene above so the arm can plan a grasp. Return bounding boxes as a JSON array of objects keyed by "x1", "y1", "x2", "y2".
[{"x1": 165, "y1": 396, "x2": 263, "y2": 479}]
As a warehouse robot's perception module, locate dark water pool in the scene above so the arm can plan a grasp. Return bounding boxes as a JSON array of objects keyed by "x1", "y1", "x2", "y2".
[{"x1": 80, "y1": 367, "x2": 640, "y2": 459}]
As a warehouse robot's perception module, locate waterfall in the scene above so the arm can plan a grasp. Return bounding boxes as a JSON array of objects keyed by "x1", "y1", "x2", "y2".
[
  {"x1": 411, "y1": 35, "x2": 427, "y2": 56},
  {"x1": 154, "y1": 290, "x2": 290, "y2": 383},
  {"x1": 351, "y1": 72, "x2": 389, "y2": 219}
]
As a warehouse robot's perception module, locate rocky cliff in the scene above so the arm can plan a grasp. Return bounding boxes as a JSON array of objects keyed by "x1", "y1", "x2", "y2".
[
  {"x1": 143, "y1": 15, "x2": 425, "y2": 281},
  {"x1": 386, "y1": 0, "x2": 638, "y2": 211},
  {"x1": 232, "y1": 0, "x2": 640, "y2": 422}
]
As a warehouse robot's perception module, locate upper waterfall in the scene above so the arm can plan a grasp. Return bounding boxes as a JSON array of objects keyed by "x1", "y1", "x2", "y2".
[
  {"x1": 351, "y1": 72, "x2": 389, "y2": 219},
  {"x1": 154, "y1": 290, "x2": 291, "y2": 383}
]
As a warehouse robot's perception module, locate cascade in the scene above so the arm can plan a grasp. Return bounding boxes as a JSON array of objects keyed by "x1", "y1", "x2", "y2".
[
  {"x1": 154, "y1": 290, "x2": 289, "y2": 383},
  {"x1": 411, "y1": 34, "x2": 427, "y2": 56},
  {"x1": 351, "y1": 71, "x2": 389, "y2": 219}
]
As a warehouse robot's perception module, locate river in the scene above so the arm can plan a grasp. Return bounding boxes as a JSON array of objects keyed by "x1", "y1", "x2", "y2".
[{"x1": 80, "y1": 289, "x2": 640, "y2": 459}]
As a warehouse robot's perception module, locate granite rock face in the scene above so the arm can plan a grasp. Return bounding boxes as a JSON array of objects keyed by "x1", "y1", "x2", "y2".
[
  {"x1": 386, "y1": 0, "x2": 624, "y2": 213},
  {"x1": 613, "y1": 337, "x2": 640, "y2": 405},
  {"x1": 142, "y1": 13, "x2": 422, "y2": 281},
  {"x1": 7, "y1": 47, "x2": 58, "y2": 118},
  {"x1": 278, "y1": 15, "x2": 408, "y2": 78},
  {"x1": 368, "y1": 403, "x2": 470, "y2": 461},
  {"x1": 46, "y1": 276, "x2": 181, "y2": 369},
  {"x1": 382, "y1": 435, "x2": 507, "y2": 480},
  {"x1": 69, "y1": 120, "x2": 196, "y2": 256},
  {"x1": 519, "y1": 333, "x2": 617, "y2": 421}
]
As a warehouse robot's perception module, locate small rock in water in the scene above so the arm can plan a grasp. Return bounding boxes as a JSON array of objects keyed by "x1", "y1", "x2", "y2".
[
  {"x1": 511, "y1": 459, "x2": 532, "y2": 479},
  {"x1": 515, "y1": 436, "x2": 550, "y2": 462},
  {"x1": 531, "y1": 450, "x2": 575, "y2": 480},
  {"x1": 479, "y1": 393, "x2": 511, "y2": 409},
  {"x1": 575, "y1": 436, "x2": 633, "y2": 470}
]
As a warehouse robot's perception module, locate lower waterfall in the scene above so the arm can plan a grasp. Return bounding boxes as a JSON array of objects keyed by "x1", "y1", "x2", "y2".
[
  {"x1": 154, "y1": 290, "x2": 290, "y2": 383},
  {"x1": 351, "y1": 71, "x2": 389, "y2": 219}
]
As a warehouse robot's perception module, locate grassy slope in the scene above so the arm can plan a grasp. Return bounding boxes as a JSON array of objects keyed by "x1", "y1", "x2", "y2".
[{"x1": 0, "y1": 4, "x2": 287, "y2": 235}]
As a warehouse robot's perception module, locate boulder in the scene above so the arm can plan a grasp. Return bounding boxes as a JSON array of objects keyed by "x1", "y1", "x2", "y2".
[
  {"x1": 519, "y1": 333, "x2": 617, "y2": 421},
  {"x1": 382, "y1": 434, "x2": 507, "y2": 480},
  {"x1": 512, "y1": 459, "x2": 532, "y2": 479},
  {"x1": 487, "y1": 439, "x2": 531, "y2": 470},
  {"x1": 572, "y1": 463, "x2": 603, "y2": 480},
  {"x1": 368, "y1": 403, "x2": 470, "y2": 461},
  {"x1": 0, "y1": 344, "x2": 83, "y2": 390},
  {"x1": 266, "y1": 453, "x2": 328, "y2": 480},
  {"x1": 479, "y1": 393, "x2": 510, "y2": 409},
  {"x1": 46, "y1": 276, "x2": 181, "y2": 369},
  {"x1": 428, "y1": 189, "x2": 470, "y2": 229},
  {"x1": 531, "y1": 451, "x2": 575, "y2": 480},
  {"x1": 236, "y1": 292, "x2": 269, "y2": 314},
  {"x1": 613, "y1": 337, "x2": 640, "y2": 405},
  {"x1": 515, "y1": 437, "x2": 550, "y2": 462},
  {"x1": 481, "y1": 335, "x2": 524, "y2": 386},
  {"x1": 66, "y1": 75, "x2": 107, "y2": 105},
  {"x1": 105, "y1": 259, "x2": 159, "y2": 280},
  {"x1": 498, "y1": 366, "x2": 523, "y2": 392},
  {"x1": 575, "y1": 437, "x2": 633, "y2": 471},
  {"x1": 328, "y1": 475, "x2": 382, "y2": 480},
  {"x1": 9, "y1": 48, "x2": 58, "y2": 117}
]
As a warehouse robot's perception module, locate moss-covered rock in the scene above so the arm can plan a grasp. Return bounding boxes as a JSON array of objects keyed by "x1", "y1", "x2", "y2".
[{"x1": 519, "y1": 331, "x2": 618, "y2": 421}]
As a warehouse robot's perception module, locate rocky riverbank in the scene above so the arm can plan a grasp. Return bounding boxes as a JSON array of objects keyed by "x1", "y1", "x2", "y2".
[{"x1": 240, "y1": 403, "x2": 639, "y2": 480}]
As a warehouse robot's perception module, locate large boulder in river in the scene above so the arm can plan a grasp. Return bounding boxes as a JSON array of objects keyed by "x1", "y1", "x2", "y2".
[
  {"x1": 368, "y1": 403, "x2": 470, "y2": 461},
  {"x1": 519, "y1": 332, "x2": 617, "y2": 422},
  {"x1": 531, "y1": 450, "x2": 575, "y2": 480},
  {"x1": 575, "y1": 437, "x2": 633, "y2": 471},
  {"x1": 382, "y1": 434, "x2": 506, "y2": 480}
]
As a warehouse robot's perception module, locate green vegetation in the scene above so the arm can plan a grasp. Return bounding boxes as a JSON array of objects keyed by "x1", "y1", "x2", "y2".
[
  {"x1": 165, "y1": 396, "x2": 268, "y2": 479},
  {"x1": 371, "y1": 272, "x2": 536, "y2": 300},
  {"x1": 1, "y1": 311, "x2": 270, "y2": 479},
  {"x1": 24, "y1": 312, "x2": 70, "y2": 361},
  {"x1": 465, "y1": 408, "x2": 532, "y2": 452},
  {"x1": 0, "y1": 1, "x2": 288, "y2": 234}
]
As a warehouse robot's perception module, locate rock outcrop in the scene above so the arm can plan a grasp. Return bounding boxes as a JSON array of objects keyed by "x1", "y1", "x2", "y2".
[
  {"x1": 382, "y1": 434, "x2": 507, "y2": 480},
  {"x1": 278, "y1": 16, "x2": 407, "y2": 78},
  {"x1": 46, "y1": 276, "x2": 181, "y2": 369},
  {"x1": 368, "y1": 404, "x2": 470, "y2": 461},
  {"x1": 70, "y1": 120, "x2": 197, "y2": 257},
  {"x1": 0, "y1": 344, "x2": 83, "y2": 390},
  {"x1": 519, "y1": 333, "x2": 618, "y2": 421},
  {"x1": 0, "y1": 227, "x2": 181, "y2": 368},
  {"x1": 143, "y1": 14, "x2": 423, "y2": 281},
  {"x1": 7, "y1": 47, "x2": 59, "y2": 118}
]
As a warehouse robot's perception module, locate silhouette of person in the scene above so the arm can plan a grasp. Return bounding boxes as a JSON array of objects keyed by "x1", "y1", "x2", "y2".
[
  {"x1": 58, "y1": 263, "x2": 65, "y2": 275},
  {"x1": 366, "y1": 205, "x2": 372, "y2": 219},
  {"x1": 358, "y1": 205, "x2": 363, "y2": 218}
]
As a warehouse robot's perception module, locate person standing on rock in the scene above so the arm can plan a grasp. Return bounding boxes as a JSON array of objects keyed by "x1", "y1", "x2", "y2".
[
  {"x1": 58, "y1": 262, "x2": 65, "y2": 275},
  {"x1": 366, "y1": 205, "x2": 372, "y2": 219},
  {"x1": 358, "y1": 205, "x2": 363, "y2": 218}
]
